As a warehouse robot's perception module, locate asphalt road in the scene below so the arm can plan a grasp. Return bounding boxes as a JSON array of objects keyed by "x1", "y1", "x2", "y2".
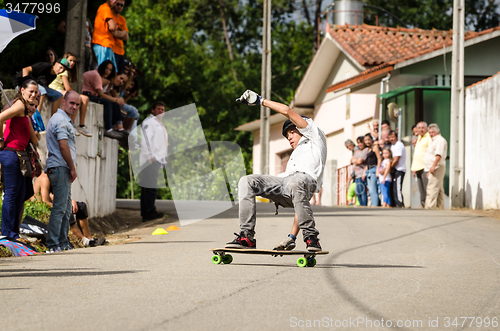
[{"x1": 1, "y1": 202, "x2": 500, "y2": 331}]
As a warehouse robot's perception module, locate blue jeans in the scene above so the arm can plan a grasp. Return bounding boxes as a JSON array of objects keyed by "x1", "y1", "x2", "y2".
[
  {"x1": 0, "y1": 150, "x2": 25, "y2": 238},
  {"x1": 46, "y1": 167, "x2": 72, "y2": 249},
  {"x1": 38, "y1": 84, "x2": 62, "y2": 101},
  {"x1": 366, "y1": 167, "x2": 380, "y2": 206},
  {"x1": 122, "y1": 104, "x2": 139, "y2": 119},
  {"x1": 89, "y1": 95, "x2": 122, "y2": 130},
  {"x1": 354, "y1": 177, "x2": 367, "y2": 206},
  {"x1": 380, "y1": 180, "x2": 392, "y2": 205}
]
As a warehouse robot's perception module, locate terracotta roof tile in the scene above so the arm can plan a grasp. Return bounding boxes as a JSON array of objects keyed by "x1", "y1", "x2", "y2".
[
  {"x1": 326, "y1": 24, "x2": 500, "y2": 93},
  {"x1": 329, "y1": 23, "x2": 500, "y2": 67}
]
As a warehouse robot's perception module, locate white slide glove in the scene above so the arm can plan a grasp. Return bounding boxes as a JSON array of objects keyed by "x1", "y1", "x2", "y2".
[{"x1": 236, "y1": 90, "x2": 264, "y2": 106}]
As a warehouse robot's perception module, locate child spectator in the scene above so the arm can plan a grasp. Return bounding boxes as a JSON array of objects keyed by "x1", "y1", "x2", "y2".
[
  {"x1": 353, "y1": 136, "x2": 368, "y2": 206},
  {"x1": 379, "y1": 147, "x2": 393, "y2": 208}
]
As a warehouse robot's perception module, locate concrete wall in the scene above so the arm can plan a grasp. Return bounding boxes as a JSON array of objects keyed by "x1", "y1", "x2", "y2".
[
  {"x1": 0, "y1": 90, "x2": 119, "y2": 218},
  {"x1": 464, "y1": 73, "x2": 500, "y2": 209}
]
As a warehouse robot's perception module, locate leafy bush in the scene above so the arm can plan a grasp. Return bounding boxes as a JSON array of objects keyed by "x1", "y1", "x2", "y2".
[{"x1": 0, "y1": 197, "x2": 51, "y2": 232}]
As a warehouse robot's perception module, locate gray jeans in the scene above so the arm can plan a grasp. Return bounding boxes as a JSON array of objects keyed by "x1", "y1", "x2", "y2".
[
  {"x1": 416, "y1": 169, "x2": 428, "y2": 207},
  {"x1": 238, "y1": 172, "x2": 319, "y2": 240}
]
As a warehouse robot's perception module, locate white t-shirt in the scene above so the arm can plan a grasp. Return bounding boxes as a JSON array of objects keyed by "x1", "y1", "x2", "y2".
[
  {"x1": 378, "y1": 159, "x2": 392, "y2": 183},
  {"x1": 139, "y1": 114, "x2": 168, "y2": 165},
  {"x1": 390, "y1": 141, "x2": 406, "y2": 172},
  {"x1": 278, "y1": 118, "x2": 327, "y2": 190}
]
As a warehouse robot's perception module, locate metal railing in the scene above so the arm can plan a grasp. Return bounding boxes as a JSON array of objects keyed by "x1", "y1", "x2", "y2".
[{"x1": 337, "y1": 164, "x2": 355, "y2": 206}]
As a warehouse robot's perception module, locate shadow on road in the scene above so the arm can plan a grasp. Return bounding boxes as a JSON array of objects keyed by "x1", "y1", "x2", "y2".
[{"x1": 0, "y1": 270, "x2": 145, "y2": 278}]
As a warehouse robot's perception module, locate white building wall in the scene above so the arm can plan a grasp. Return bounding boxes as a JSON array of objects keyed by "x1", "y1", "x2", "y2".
[{"x1": 464, "y1": 74, "x2": 500, "y2": 209}]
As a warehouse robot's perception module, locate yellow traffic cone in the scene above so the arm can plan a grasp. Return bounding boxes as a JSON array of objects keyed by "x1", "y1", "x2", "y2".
[{"x1": 152, "y1": 228, "x2": 168, "y2": 235}]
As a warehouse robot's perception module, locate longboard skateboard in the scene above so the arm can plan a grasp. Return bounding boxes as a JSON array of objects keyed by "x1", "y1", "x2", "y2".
[{"x1": 210, "y1": 248, "x2": 329, "y2": 267}]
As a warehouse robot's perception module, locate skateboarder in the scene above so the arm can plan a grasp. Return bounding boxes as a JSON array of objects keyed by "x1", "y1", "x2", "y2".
[{"x1": 226, "y1": 90, "x2": 327, "y2": 252}]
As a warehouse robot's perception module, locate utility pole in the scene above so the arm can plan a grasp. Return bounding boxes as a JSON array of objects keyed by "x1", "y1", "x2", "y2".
[
  {"x1": 65, "y1": 0, "x2": 87, "y2": 93},
  {"x1": 259, "y1": 0, "x2": 271, "y2": 175},
  {"x1": 449, "y1": 0, "x2": 465, "y2": 208}
]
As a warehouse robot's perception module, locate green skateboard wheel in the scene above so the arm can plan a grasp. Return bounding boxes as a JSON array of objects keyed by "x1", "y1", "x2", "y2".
[
  {"x1": 212, "y1": 255, "x2": 222, "y2": 265},
  {"x1": 222, "y1": 254, "x2": 233, "y2": 264},
  {"x1": 307, "y1": 258, "x2": 316, "y2": 267},
  {"x1": 297, "y1": 257, "x2": 307, "y2": 267}
]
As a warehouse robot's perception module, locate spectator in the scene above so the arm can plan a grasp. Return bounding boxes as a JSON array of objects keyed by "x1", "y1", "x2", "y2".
[
  {"x1": 82, "y1": 61, "x2": 125, "y2": 139},
  {"x1": 109, "y1": 72, "x2": 139, "y2": 132},
  {"x1": 379, "y1": 129, "x2": 391, "y2": 149},
  {"x1": 347, "y1": 179, "x2": 359, "y2": 206},
  {"x1": 32, "y1": 171, "x2": 52, "y2": 207},
  {"x1": 424, "y1": 124, "x2": 447, "y2": 209},
  {"x1": 30, "y1": 100, "x2": 45, "y2": 139},
  {"x1": 411, "y1": 121, "x2": 432, "y2": 207},
  {"x1": 85, "y1": 18, "x2": 97, "y2": 71},
  {"x1": 70, "y1": 200, "x2": 106, "y2": 247},
  {"x1": 111, "y1": 0, "x2": 129, "y2": 73},
  {"x1": 121, "y1": 75, "x2": 139, "y2": 131},
  {"x1": 45, "y1": 47, "x2": 57, "y2": 65},
  {"x1": 377, "y1": 134, "x2": 385, "y2": 151},
  {"x1": 49, "y1": 54, "x2": 92, "y2": 137},
  {"x1": 352, "y1": 136, "x2": 368, "y2": 206},
  {"x1": 310, "y1": 187, "x2": 322, "y2": 206},
  {"x1": 367, "y1": 119, "x2": 379, "y2": 140},
  {"x1": 15, "y1": 60, "x2": 68, "y2": 116},
  {"x1": 123, "y1": 59, "x2": 133, "y2": 76},
  {"x1": 0, "y1": 79, "x2": 39, "y2": 239},
  {"x1": 381, "y1": 120, "x2": 391, "y2": 132},
  {"x1": 411, "y1": 124, "x2": 418, "y2": 147},
  {"x1": 45, "y1": 91, "x2": 79, "y2": 253},
  {"x1": 389, "y1": 130, "x2": 406, "y2": 208},
  {"x1": 92, "y1": 0, "x2": 119, "y2": 69},
  {"x1": 3, "y1": 93, "x2": 41, "y2": 237},
  {"x1": 378, "y1": 146, "x2": 392, "y2": 208},
  {"x1": 139, "y1": 101, "x2": 167, "y2": 222},
  {"x1": 344, "y1": 139, "x2": 356, "y2": 154},
  {"x1": 362, "y1": 133, "x2": 381, "y2": 207},
  {"x1": 345, "y1": 139, "x2": 357, "y2": 185}
]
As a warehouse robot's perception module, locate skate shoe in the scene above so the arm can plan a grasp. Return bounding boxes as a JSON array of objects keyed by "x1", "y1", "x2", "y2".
[
  {"x1": 305, "y1": 236, "x2": 322, "y2": 252},
  {"x1": 225, "y1": 232, "x2": 256, "y2": 249}
]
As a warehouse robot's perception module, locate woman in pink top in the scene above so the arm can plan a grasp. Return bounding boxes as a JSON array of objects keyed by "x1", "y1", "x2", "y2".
[
  {"x1": 82, "y1": 60, "x2": 125, "y2": 139},
  {"x1": 0, "y1": 79, "x2": 39, "y2": 239}
]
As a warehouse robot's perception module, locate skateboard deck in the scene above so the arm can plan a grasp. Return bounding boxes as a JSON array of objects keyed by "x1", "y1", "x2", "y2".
[{"x1": 210, "y1": 248, "x2": 329, "y2": 267}]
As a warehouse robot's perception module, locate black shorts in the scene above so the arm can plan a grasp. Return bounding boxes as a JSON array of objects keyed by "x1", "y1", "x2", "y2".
[{"x1": 70, "y1": 201, "x2": 89, "y2": 226}]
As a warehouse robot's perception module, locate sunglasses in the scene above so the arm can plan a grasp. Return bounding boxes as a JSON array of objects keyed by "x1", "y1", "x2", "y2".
[{"x1": 115, "y1": 3, "x2": 124, "y2": 7}]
